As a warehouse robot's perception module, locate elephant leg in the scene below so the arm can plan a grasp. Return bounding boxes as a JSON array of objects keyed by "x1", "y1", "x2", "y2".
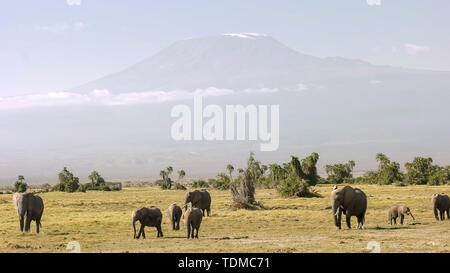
[
  {"x1": 447, "y1": 209, "x2": 449, "y2": 220},
  {"x1": 172, "y1": 219, "x2": 176, "y2": 230},
  {"x1": 25, "y1": 212, "x2": 32, "y2": 233},
  {"x1": 195, "y1": 227, "x2": 199, "y2": 238},
  {"x1": 357, "y1": 215, "x2": 365, "y2": 229},
  {"x1": 346, "y1": 214, "x2": 351, "y2": 229},
  {"x1": 19, "y1": 215, "x2": 25, "y2": 232},
  {"x1": 137, "y1": 224, "x2": 144, "y2": 239},
  {"x1": 400, "y1": 215, "x2": 404, "y2": 225},
  {"x1": 191, "y1": 225, "x2": 195, "y2": 239},
  {"x1": 187, "y1": 223, "x2": 191, "y2": 239},
  {"x1": 202, "y1": 209, "x2": 205, "y2": 216},
  {"x1": 393, "y1": 217, "x2": 397, "y2": 225},
  {"x1": 207, "y1": 207, "x2": 210, "y2": 217},
  {"x1": 176, "y1": 220, "x2": 180, "y2": 230},
  {"x1": 36, "y1": 220, "x2": 40, "y2": 233},
  {"x1": 389, "y1": 217, "x2": 392, "y2": 225},
  {"x1": 440, "y1": 210, "x2": 444, "y2": 221},
  {"x1": 158, "y1": 225, "x2": 163, "y2": 237}
]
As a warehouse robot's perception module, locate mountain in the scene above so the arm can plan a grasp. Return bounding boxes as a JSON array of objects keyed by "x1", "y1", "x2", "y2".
[
  {"x1": 1, "y1": 33, "x2": 450, "y2": 183},
  {"x1": 72, "y1": 33, "x2": 402, "y2": 93}
]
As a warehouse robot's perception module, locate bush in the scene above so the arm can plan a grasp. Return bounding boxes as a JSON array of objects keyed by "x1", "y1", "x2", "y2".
[
  {"x1": 277, "y1": 176, "x2": 320, "y2": 198},
  {"x1": 209, "y1": 174, "x2": 231, "y2": 190},
  {"x1": 173, "y1": 182, "x2": 187, "y2": 190},
  {"x1": 192, "y1": 179, "x2": 209, "y2": 188}
]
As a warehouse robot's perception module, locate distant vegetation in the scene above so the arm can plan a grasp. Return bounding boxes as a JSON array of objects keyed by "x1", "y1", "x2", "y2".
[
  {"x1": 6, "y1": 152, "x2": 449, "y2": 195},
  {"x1": 13, "y1": 175, "x2": 27, "y2": 193}
]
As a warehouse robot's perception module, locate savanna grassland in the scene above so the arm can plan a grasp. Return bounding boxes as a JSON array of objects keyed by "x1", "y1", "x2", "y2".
[{"x1": 0, "y1": 184, "x2": 449, "y2": 253}]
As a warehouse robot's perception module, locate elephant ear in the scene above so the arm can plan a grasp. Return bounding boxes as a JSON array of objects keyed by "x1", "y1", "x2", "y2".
[{"x1": 342, "y1": 186, "x2": 356, "y2": 208}]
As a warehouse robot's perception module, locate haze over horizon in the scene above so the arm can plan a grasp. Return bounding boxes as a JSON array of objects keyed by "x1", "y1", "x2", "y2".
[{"x1": 1, "y1": 1, "x2": 450, "y2": 184}]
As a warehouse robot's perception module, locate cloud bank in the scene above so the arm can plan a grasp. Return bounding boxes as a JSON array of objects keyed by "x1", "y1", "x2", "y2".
[
  {"x1": 0, "y1": 87, "x2": 279, "y2": 110},
  {"x1": 34, "y1": 22, "x2": 88, "y2": 33}
]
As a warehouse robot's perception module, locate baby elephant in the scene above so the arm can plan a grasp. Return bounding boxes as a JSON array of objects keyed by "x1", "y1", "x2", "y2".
[
  {"x1": 132, "y1": 206, "x2": 163, "y2": 239},
  {"x1": 184, "y1": 207, "x2": 203, "y2": 239},
  {"x1": 431, "y1": 193, "x2": 450, "y2": 221},
  {"x1": 167, "y1": 204, "x2": 182, "y2": 230},
  {"x1": 389, "y1": 205, "x2": 415, "y2": 225}
]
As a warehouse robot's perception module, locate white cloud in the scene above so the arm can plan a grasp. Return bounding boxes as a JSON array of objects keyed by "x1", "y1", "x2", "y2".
[
  {"x1": 223, "y1": 33, "x2": 267, "y2": 39},
  {"x1": 366, "y1": 0, "x2": 381, "y2": 6},
  {"x1": 34, "y1": 22, "x2": 88, "y2": 33},
  {"x1": 404, "y1": 43, "x2": 430, "y2": 55},
  {"x1": 67, "y1": 0, "x2": 81, "y2": 6},
  {"x1": 0, "y1": 87, "x2": 280, "y2": 110}
]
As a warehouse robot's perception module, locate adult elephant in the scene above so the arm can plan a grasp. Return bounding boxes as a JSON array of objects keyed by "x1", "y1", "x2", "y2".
[
  {"x1": 331, "y1": 185, "x2": 367, "y2": 229},
  {"x1": 132, "y1": 206, "x2": 163, "y2": 239},
  {"x1": 184, "y1": 190, "x2": 211, "y2": 216},
  {"x1": 12, "y1": 192, "x2": 44, "y2": 233},
  {"x1": 431, "y1": 193, "x2": 450, "y2": 221}
]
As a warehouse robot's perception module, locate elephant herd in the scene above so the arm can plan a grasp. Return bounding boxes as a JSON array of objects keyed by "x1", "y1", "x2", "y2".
[
  {"x1": 132, "y1": 189, "x2": 211, "y2": 239},
  {"x1": 331, "y1": 185, "x2": 450, "y2": 229},
  {"x1": 9, "y1": 186, "x2": 450, "y2": 240}
]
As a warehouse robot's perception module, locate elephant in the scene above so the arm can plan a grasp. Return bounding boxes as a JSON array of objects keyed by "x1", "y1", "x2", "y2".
[
  {"x1": 184, "y1": 207, "x2": 203, "y2": 239},
  {"x1": 431, "y1": 193, "x2": 450, "y2": 221},
  {"x1": 388, "y1": 205, "x2": 415, "y2": 225},
  {"x1": 184, "y1": 190, "x2": 211, "y2": 216},
  {"x1": 167, "y1": 203, "x2": 182, "y2": 230},
  {"x1": 331, "y1": 185, "x2": 367, "y2": 229},
  {"x1": 12, "y1": 192, "x2": 44, "y2": 233},
  {"x1": 132, "y1": 206, "x2": 163, "y2": 239}
]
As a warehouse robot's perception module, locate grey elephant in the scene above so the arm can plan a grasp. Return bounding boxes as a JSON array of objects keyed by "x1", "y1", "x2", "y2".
[
  {"x1": 184, "y1": 207, "x2": 203, "y2": 239},
  {"x1": 331, "y1": 185, "x2": 367, "y2": 229},
  {"x1": 431, "y1": 193, "x2": 450, "y2": 221},
  {"x1": 167, "y1": 203, "x2": 182, "y2": 230},
  {"x1": 184, "y1": 190, "x2": 211, "y2": 216},
  {"x1": 388, "y1": 205, "x2": 415, "y2": 225},
  {"x1": 132, "y1": 206, "x2": 163, "y2": 239},
  {"x1": 12, "y1": 192, "x2": 44, "y2": 233}
]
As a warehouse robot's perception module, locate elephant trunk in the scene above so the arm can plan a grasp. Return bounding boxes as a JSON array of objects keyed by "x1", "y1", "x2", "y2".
[
  {"x1": 333, "y1": 205, "x2": 341, "y2": 228},
  {"x1": 409, "y1": 212, "x2": 415, "y2": 221}
]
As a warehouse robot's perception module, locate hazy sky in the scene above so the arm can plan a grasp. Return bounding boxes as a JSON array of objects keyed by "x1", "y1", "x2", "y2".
[{"x1": 1, "y1": 0, "x2": 450, "y2": 96}]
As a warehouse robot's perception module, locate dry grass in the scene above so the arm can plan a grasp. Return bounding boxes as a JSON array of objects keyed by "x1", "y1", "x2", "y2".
[{"x1": 0, "y1": 184, "x2": 449, "y2": 253}]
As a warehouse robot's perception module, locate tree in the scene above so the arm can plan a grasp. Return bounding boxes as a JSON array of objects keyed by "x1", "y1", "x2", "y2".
[
  {"x1": 159, "y1": 168, "x2": 173, "y2": 189},
  {"x1": 277, "y1": 153, "x2": 320, "y2": 198},
  {"x1": 14, "y1": 175, "x2": 28, "y2": 193},
  {"x1": 54, "y1": 167, "x2": 80, "y2": 192},
  {"x1": 325, "y1": 160, "x2": 356, "y2": 184},
  {"x1": 230, "y1": 153, "x2": 261, "y2": 209},
  {"x1": 404, "y1": 157, "x2": 435, "y2": 185},
  {"x1": 226, "y1": 164, "x2": 234, "y2": 182},
  {"x1": 178, "y1": 170, "x2": 186, "y2": 182},
  {"x1": 374, "y1": 153, "x2": 403, "y2": 185}
]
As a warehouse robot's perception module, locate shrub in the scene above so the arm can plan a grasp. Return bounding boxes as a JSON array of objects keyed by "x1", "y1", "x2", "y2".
[
  {"x1": 192, "y1": 179, "x2": 209, "y2": 188},
  {"x1": 173, "y1": 182, "x2": 187, "y2": 190}
]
